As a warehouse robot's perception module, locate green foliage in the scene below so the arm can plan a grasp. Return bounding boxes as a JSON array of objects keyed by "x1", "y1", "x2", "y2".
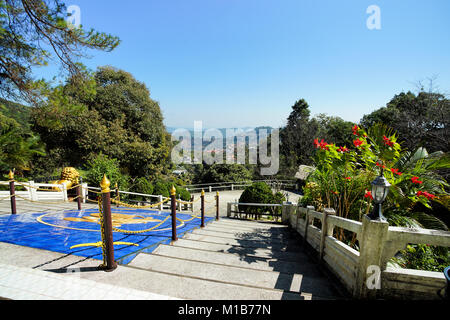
[
  {"x1": 303, "y1": 123, "x2": 450, "y2": 271},
  {"x1": 130, "y1": 177, "x2": 154, "y2": 200},
  {"x1": 238, "y1": 182, "x2": 286, "y2": 216},
  {"x1": 31, "y1": 66, "x2": 172, "y2": 178},
  {"x1": 85, "y1": 153, "x2": 129, "y2": 190},
  {"x1": 393, "y1": 244, "x2": 450, "y2": 272},
  {"x1": 360, "y1": 91, "x2": 450, "y2": 154},
  {"x1": 0, "y1": 112, "x2": 45, "y2": 174},
  {"x1": 0, "y1": 0, "x2": 119, "y2": 101},
  {"x1": 198, "y1": 163, "x2": 253, "y2": 184}
]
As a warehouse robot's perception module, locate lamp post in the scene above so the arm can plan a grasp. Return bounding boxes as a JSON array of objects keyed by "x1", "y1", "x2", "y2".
[{"x1": 367, "y1": 169, "x2": 391, "y2": 222}]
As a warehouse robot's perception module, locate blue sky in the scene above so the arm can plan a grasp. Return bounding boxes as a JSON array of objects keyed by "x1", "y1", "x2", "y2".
[{"x1": 35, "y1": 0, "x2": 450, "y2": 128}]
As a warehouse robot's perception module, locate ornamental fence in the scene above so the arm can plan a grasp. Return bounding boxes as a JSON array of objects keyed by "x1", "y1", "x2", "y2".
[{"x1": 280, "y1": 204, "x2": 450, "y2": 300}]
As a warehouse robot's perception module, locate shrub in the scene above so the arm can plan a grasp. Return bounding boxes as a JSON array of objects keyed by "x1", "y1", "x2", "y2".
[
  {"x1": 85, "y1": 153, "x2": 129, "y2": 190},
  {"x1": 130, "y1": 177, "x2": 154, "y2": 201},
  {"x1": 239, "y1": 182, "x2": 283, "y2": 216}
]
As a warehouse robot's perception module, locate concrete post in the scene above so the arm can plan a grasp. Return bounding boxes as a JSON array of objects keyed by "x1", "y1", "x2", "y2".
[
  {"x1": 227, "y1": 202, "x2": 232, "y2": 218},
  {"x1": 177, "y1": 195, "x2": 182, "y2": 211},
  {"x1": 281, "y1": 203, "x2": 295, "y2": 224},
  {"x1": 209, "y1": 186, "x2": 212, "y2": 193},
  {"x1": 319, "y1": 208, "x2": 336, "y2": 260},
  {"x1": 303, "y1": 206, "x2": 315, "y2": 246},
  {"x1": 62, "y1": 183, "x2": 68, "y2": 202},
  {"x1": 28, "y1": 181, "x2": 37, "y2": 201},
  {"x1": 354, "y1": 215, "x2": 389, "y2": 299},
  {"x1": 81, "y1": 183, "x2": 87, "y2": 203},
  {"x1": 158, "y1": 195, "x2": 163, "y2": 210}
]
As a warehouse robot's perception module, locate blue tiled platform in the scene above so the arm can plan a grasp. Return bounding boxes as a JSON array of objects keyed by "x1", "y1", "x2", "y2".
[{"x1": 0, "y1": 208, "x2": 213, "y2": 265}]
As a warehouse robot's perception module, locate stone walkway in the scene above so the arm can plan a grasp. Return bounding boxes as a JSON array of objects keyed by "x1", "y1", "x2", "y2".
[{"x1": 0, "y1": 216, "x2": 345, "y2": 300}]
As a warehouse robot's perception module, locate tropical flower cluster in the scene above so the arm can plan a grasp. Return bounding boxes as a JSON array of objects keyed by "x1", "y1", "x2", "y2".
[{"x1": 301, "y1": 123, "x2": 448, "y2": 232}]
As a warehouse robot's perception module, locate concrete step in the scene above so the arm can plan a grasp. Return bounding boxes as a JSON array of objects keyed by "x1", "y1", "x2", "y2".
[
  {"x1": 129, "y1": 253, "x2": 305, "y2": 293},
  {"x1": 183, "y1": 232, "x2": 302, "y2": 252},
  {"x1": 152, "y1": 244, "x2": 323, "y2": 276},
  {"x1": 214, "y1": 218, "x2": 287, "y2": 229},
  {"x1": 205, "y1": 225, "x2": 289, "y2": 237},
  {"x1": 172, "y1": 238, "x2": 305, "y2": 262},
  {"x1": 191, "y1": 229, "x2": 295, "y2": 246},
  {"x1": 210, "y1": 220, "x2": 288, "y2": 232},
  {"x1": 116, "y1": 264, "x2": 311, "y2": 300}
]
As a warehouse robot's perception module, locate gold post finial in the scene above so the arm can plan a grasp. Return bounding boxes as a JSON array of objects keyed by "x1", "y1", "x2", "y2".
[
  {"x1": 8, "y1": 170, "x2": 14, "y2": 180},
  {"x1": 170, "y1": 185, "x2": 176, "y2": 196},
  {"x1": 100, "y1": 174, "x2": 111, "y2": 193},
  {"x1": 216, "y1": 191, "x2": 219, "y2": 196},
  {"x1": 201, "y1": 189, "x2": 205, "y2": 196}
]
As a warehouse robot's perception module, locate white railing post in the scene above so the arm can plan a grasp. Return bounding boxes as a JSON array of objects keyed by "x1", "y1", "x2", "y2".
[
  {"x1": 319, "y1": 208, "x2": 336, "y2": 260},
  {"x1": 62, "y1": 184, "x2": 68, "y2": 201},
  {"x1": 29, "y1": 181, "x2": 38, "y2": 201},
  {"x1": 227, "y1": 202, "x2": 232, "y2": 217},
  {"x1": 354, "y1": 215, "x2": 389, "y2": 299},
  {"x1": 81, "y1": 183, "x2": 88, "y2": 203},
  {"x1": 209, "y1": 186, "x2": 212, "y2": 193},
  {"x1": 158, "y1": 195, "x2": 163, "y2": 210}
]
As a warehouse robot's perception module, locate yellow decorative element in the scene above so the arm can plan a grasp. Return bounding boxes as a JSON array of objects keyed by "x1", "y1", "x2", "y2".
[
  {"x1": 100, "y1": 174, "x2": 110, "y2": 193},
  {"x1": 216, "y1": 191, "x2": 219, "y2": 197},
  {"x1": 8, "y1": 170, "x2": 14, "y2": 180},
  {"x1": 64, "y1": 212, "x2": 162, "y2": 228},
  {"x1": 170, "y1": 185, "x2": 176, "y2": 196},
  {"x1": 201, "y1": 189, "x2": 205, "y2": 196},
  {"x1": 51, "y1": 167, "x2": 80, "y2": 191},
  {"x1": 70, "y1": 241, "x2": 138, "y2": 250}
]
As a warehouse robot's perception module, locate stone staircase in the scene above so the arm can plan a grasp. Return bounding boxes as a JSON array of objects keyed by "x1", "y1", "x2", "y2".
[{"x1": 122, "y1": 217, "x2": 344, "y2": 300}]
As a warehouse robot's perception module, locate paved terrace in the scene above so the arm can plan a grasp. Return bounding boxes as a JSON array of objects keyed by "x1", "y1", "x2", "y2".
[{"x1": 0, "y1": 190, "x2": 346, "y2": 300}]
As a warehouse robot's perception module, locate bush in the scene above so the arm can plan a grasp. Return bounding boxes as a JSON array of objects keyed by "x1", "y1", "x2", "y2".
[
  {"x1": 85, "y1": 153, "x2": 129, "y2": 190},
  {"x1": 130, "y1": 177, "x2": 154, "y2": 201},
  {"x1": 239, "y1": 182, "x2": 284, "y2": 216},
  {"x1": 152, "y1": 180, "x2": 170, "y2": 198}
]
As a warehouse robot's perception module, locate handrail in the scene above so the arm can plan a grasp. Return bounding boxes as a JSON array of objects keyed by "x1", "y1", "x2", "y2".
[
  {"x1": 232, "y1": 202, "x2": 283, "y2": 207},
  {"x1": 327, "y1": 215, "x2": 362, "y2": 235}
]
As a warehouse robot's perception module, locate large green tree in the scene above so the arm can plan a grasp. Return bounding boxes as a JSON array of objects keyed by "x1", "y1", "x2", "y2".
[
  {"x1": 0, "y1": 0, "x2": 119, "y2": 101},
  {"x1": 0, "y1": 111, "x2": 44, "y2": 173},
  {"x1": 360, "y1": 91, "x2": 450, "y2": 153},
  {"x1": 31, "y1": 66, "x2": 172, "y2": 178}
]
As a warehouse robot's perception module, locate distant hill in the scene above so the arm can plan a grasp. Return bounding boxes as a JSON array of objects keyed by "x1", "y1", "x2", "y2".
[{"x1": 0, "y1": 98, "x2": 32, "y2": 131}]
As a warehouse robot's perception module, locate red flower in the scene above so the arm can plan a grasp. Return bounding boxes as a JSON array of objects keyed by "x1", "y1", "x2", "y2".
[
  {"x1": 314, "y1": 138, "x2": 320, "y2": 148},
  {"x1": 364, "y1": 190, "x2": 373, "y2": 200},
  {"x1": 417, "y1": 191, "x2": 435, "y2": 200},
  {"x1": 338, "y1": 146, "x2": 349, "y2": 153},
  {"x1": 353, "y1": 139, "x2": 364, "y2": 148},
  {"x1": 344, "y1": 177, "x2": 352, "y2": 180},
  {"x1": 332, "y1": 191, "x2": 339, "y2": 195},
  {"x1": 383, "y1": 135, "x2": 394, "y2": 147},
  {"x1": 390, "y1": 168, "x2": 403, "y2": 176},
  {"x1": 376, "y1": 162, "x2": 386, "y2": 169},
  {"x1": 411, "y1": 176, "x2": 423, "y2": 184},
  {"x1": 352, "y1": 125, "x2": 359, "y2": 136},
  {"x1": 319, "y1": 139, "x2": 329, "y2": 151}
]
